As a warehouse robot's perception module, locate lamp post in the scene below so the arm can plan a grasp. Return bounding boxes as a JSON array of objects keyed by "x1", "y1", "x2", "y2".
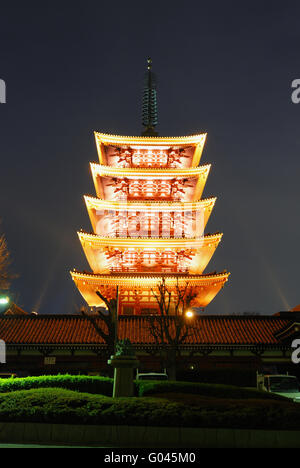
[
  {"x1": 108, "y1": 286, "x2": 139, "y2": 397},
  {"x1": 114, "y1": 286, "x2": 119, "y2": 353}
]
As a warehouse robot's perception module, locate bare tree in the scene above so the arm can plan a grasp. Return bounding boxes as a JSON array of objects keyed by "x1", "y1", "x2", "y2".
[
  {"x1": 0, "y1": 230, "x2": 16, "y2": 290},
  {"x1": 145, "y1": 278, "x2": 198, "y2": 380},
  {"x1": 80, "y1": 288, "x2": 118, "y2": 359}
]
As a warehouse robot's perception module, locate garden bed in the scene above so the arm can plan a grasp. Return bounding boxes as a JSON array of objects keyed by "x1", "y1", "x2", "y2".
[{"x1": 0, "y1": 385, "x2": 299, "y2": 430}]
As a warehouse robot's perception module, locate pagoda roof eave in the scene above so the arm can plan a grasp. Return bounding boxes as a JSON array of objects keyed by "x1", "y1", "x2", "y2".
[
  {"x1": 90, "y1": 163, "x2": 211, "y2": 178},
  {"x1": 94, "y1": 132, "x2": 207, "y2": 146},
  {"x1": 84, "y1": 195, "x2": 217, "y2": 211},
  {"x1": 78, "y1": 231, "x2": 223, "y2": 247},
  {"x1": 71, "y1": 270, "x2": 230, "y2": 285}
]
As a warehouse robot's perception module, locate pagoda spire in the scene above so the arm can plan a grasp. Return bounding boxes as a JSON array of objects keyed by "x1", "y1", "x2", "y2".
[{"x1": 141, "y1": 57, "x2": 158, "y2": 136}]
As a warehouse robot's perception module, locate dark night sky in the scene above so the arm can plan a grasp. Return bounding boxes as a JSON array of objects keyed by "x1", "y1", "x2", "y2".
[{"x1": 0, "y1": 1, "x2": 299, "y2": 315}]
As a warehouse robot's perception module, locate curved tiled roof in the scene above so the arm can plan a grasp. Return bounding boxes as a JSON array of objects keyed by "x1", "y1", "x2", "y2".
[
  {"x1": 0, "y1": 315, "x2": 291, "y2": 347},
  {"x1": 90, "y1": 162, "x2": 211, "y2": 177},
  {"x1": 84, "y1": 194, "x2": 217, "y2": 209},
  {"x1": 94, "y1": 132, "x2": 207, "y2": 145}
]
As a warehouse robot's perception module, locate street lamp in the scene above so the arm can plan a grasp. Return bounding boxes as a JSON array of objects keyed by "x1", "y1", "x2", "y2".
[
  {"x1": 0, "y1": 296, "x2": 9, "y2": 306},
  {"x1": 185, "y1": 310, "x2": 194, "y2": 319}
]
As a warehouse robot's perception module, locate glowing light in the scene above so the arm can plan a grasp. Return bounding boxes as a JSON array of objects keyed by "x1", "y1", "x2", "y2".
[
  {"x1": 0, "y1": 297, "x2": 9, "y2": 305},
  {"x1": 185, "y1": 310, "x2": 194, "y2": 318},
  {"x1": 95, "y1": 132, "x2": 207, "y2": 146}
]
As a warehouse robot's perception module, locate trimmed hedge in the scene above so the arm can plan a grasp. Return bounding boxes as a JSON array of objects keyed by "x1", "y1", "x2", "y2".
[
  {"x1": 0, "y1": 375, "x2": 287, "y2": 403},
  {"x1": 0, "y1": 388, "x2": 188, "y2": 427},
  {"x1": 0, "y1": 375, "x2": 113, "y2": 396},
  {"x1": 0, "y1": 387, "x2": 298, "y2": 430}
]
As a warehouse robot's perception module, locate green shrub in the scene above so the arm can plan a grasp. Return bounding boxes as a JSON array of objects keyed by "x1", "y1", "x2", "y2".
[
  {"x1": 0, "y1": 375, "x2": 113, "y2": 396},
  {"x1": 0, "y1": 375, "x2": 286, "y2": 404},
  {"x1": 0, "y1": 388, "x2": 185, "y2": 426},
  {"x1": 0, "y1": 387, "x2": 298, "y2": 429}
]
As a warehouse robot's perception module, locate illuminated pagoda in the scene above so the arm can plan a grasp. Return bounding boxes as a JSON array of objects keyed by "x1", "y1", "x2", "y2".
[{"x1": 71, "y1": 59, "x2": 230, "y2": 315}]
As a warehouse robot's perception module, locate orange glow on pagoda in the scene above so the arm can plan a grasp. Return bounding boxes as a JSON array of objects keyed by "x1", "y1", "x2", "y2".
[
  {"x1": 71, "y1": 60, "x2": 229, "y2": 314},
  {"x1": 71, "y1": 131, "x2": 229, "y2": 313}
]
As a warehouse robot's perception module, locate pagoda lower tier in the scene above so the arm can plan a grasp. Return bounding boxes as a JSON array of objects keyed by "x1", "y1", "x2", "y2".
[
  {"x1": 70, "y1": 271, "x2": 230, "y2": 313},
  {"x1": 78, "y1": 232, "x2": 223, "y2": 275}
]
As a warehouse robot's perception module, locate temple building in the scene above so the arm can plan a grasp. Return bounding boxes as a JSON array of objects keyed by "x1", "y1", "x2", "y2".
[
  {"x1": 71, "y1": 59, "x2": 230, "y2": 315},
  {"x1": 1, "y1": 312, "x2": 300, "y2": 382}
]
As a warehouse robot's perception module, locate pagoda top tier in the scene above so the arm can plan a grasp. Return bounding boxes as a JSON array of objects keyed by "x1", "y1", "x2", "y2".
[{"x1": 95, "y1": 132, "x2": 207, "y2": 169}]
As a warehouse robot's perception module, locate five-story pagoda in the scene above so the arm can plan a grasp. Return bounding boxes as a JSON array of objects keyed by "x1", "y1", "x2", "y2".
[{"x1": 71, "y1": 59, "x2": 229, "y2": 315}]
